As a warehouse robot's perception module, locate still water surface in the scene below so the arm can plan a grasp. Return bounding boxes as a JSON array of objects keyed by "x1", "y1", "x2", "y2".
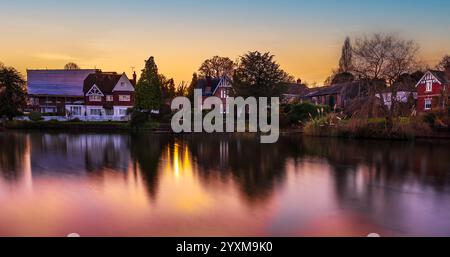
[{"x1": 0, "y1": 132, "x2": 449, "y2": 236}]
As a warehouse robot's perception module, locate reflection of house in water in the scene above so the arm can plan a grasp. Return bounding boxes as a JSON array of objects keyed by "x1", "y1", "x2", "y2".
[{"x1": 30, "y1": 134, "x2": 131, "y2": 174}]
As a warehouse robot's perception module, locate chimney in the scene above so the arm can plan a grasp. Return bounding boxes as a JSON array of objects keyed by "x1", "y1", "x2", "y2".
[{"x1": 297, "y1": 78, "x2": 302, "y2": 84}]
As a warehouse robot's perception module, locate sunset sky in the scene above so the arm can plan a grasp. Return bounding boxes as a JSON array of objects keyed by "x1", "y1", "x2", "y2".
[{"x1": 1, "y1": 0, "x2": 450, "y2": 85}]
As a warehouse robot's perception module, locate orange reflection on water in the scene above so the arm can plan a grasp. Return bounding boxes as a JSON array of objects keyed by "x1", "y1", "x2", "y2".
[
  {"x1": 2, "y1": 133, "x2": 448, "y2": 236},
  {"x1": 0, "y1": 138, "x2": 277, "y2": 236}
]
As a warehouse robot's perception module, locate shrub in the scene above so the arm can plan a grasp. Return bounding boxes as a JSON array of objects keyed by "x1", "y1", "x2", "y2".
[
  {"x1": 422, "y1": 112, "x2": 437, "y2": 127},
  {"x1": 421, "y1": 110, "x2": 448, "y2": 128},
  {"x1": 287, "y1": 103, "x2": 330, "y2": 125},
  {"x1": 29, "y1": 112, "x2": 43, "y2": 122},
  {"x1": 129, "y1": 110, "x2": 149, "y2": 127}
]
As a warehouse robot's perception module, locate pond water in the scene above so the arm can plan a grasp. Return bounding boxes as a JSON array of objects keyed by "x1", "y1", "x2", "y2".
[{"x1": 0, "y1": 131, "x2": 449, "y2": 236}]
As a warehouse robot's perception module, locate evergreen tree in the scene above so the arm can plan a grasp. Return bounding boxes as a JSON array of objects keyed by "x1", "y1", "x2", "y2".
[
  {"x1": 135, "y1": 57, "x2": 162, "y2": 111},
  {"x1": 338, "y1": 37, "x2": 353, "y2": 73},
  {"x1": 187, "y1": 73, "x2": 198, "y2": 102}
]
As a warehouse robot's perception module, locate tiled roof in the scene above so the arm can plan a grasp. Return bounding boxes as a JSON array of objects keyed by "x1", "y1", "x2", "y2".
[
  {"x1": 306, "y1": 81, "x2": 361, "y2": 97},
  {"x1": 284, "y1": 83, "x2": 309, "y2": 96},
  {"x1": 429, "y1": 70, "x2": 449, "y2": 84},
  {"x1": 83, "y1": 72, "x2": 122, "y2": 94},
  {"x1": 27, "y1": 69, "x2": 97, "y2": 97}
]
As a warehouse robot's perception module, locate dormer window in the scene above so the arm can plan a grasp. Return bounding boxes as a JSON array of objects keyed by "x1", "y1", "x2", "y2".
[{"x1": 426, "y1": 81, "x2": 433, "y2": 92}]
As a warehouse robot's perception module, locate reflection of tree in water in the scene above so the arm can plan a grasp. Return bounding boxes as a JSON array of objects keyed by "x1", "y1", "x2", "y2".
[
  {"x1": 129, "y1": 133, "x2": 171, "y2": 200},
  {"x1": 184, "y1": 134, "x2": 301, "y2": 205},
  {"x1": 301, "y1": 138, "x2": 450, "y2": 193},
  {"x1": 0, "y1": 132, "x2": 27, "y2": 181}
]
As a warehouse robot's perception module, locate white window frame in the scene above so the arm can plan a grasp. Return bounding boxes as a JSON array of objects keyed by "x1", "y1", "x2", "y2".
[
  {"x1": 118, "y1": 109, "x2": 128, "y2": 116},
  {"x1": 106, "y1": 95, "x2": 113, "y2": 102},
  {"x1": 89, "y1": 95, "x2": 102, "y2": 102},
  {"x1": 90, "y1": 108, "x2": 102, "y2": 116},
  {"x1": 425, "y1": 81, "x2": 433, "y2": 92},
  {"x1": 118, "y1": 95, "x2": 131, "y2": 102},
  {"x1": 424, "y1": 98, "x2": 432, "y2": 110},
  {"x1": 70, "y1": 106, "x2": 82, "y2": 116}
]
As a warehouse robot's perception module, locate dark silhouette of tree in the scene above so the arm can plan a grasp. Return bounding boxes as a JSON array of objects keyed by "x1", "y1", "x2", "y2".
[
  {"x1": 352, "y1": 34, "x2": 419, "y2": 123},
  {"x1": 187, "y1": 72, "x2": 198, "y2": 102},
  {"x1": 233, "y1": 51, "x2": 293, "y2": 98},
  {"x1": 175, "y1": 81, "x2": 189, "y2": 97},
  {"x1": 338, "y1": 37, "x2": 353, "y2": 73},
  {"x1": 135, "y1": 56, "x2": 162, "y2": 111},
  {"x1": 64, "y1": 62, "x2": 80, "y2": 70},
  {"x1": 436, "y1": 55, "x2": 450, "y2": 71},
  {"x1": 353, "y1": 34, "x2": 418, "y2": 85},
  {"x1": 199, "y1": 56, "x2": 235, "y2": 79},
  {"x1": 161, "y1": 75, "x2": 176, "y2": 100},
  {"x1": 331, "y1": 71, "x2": 355, "y2": 85},
  {"x1": 0, "y1": 64, "x2": 26, "y2": 120}
]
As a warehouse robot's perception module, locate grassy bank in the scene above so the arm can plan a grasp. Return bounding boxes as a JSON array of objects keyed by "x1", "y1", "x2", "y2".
[
  {"x1": 304, "y1": 114, "x2": 434, "y2": 140},
  {"x1": 4, "y1": 120, "x2": 160, "y2": 132}
]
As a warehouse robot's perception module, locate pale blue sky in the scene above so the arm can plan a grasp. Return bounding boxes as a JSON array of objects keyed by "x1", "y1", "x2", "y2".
[{"x1": 1, "y1": 0, "x2": 449, "y2": 84}]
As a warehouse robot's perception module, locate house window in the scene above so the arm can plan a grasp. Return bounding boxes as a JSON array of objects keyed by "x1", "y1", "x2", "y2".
[
  {"x1": 118, "y1": 109, "x2": 128, "y2": 116},
  {"x1": 221, "y1": 89, "x2": 229, "y2": 99},
  {"x1": 424, "y1": 99, "x2": 432, "y2": 110},
  {"x1": 105, "y1": 109, "x2": 114, "y2": 116},
  {"x1": 106, "y1": 95, "x2": 113, "y2": 102},
  {"x1": 69, "y1": 106, "x2": 82, "y2": 116},
  {"x1": 89, "y1": 95, "x2": 102, "y2": 102},
  {"x1": 425, "y1": 81, "x2": 433, "y2": 92},
  {"x1": 90, "y1": 108, "x2": 102, "y2": 116},
  {"x1": 119, "y1": 95, "x2": 130, "y2": 102}
]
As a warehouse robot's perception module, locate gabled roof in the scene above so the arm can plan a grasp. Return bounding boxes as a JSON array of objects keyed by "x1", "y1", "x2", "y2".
[
  {"x1": 27, "y1": 69, "x2": 97, "y2": 97},
  {"x1": 196, "y1": 77, "x2": 222, "y2": 96},
  {"x1": 414, "y1": 70, "x2": 449, "y2": 88},
  {"x1": 83, "y1": 72, "x2": 122, "y2": 94},
  {"x1": 307, "y1": 84, "x2": 345, "y2": 97},
  {"x1": 429, "y1": 70, "x2": 449, "y2": 84},
  {"x1": 306, "y1": 81, "x2": 361, "y2": 98},
  {"x1": 283, "y1": 83, "x2": 309, "y2": 96}
]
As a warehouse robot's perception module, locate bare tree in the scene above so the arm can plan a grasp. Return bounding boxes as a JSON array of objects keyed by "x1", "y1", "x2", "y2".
[
  {"x1": 199, "y1": 56, "x2": 235, "y2": 79},
  {"x1": 64, "y1": 62, "x2": 80, "y2": 70},
  {"x1": 353, "y1": 34, "x2": 418, "y2": 85},
  {"x1": 352, "y1": 34, "x2": 419, "y2": 125},
  {"x1": 436, "y1": 55, "x2": 450, "y2": 70}
]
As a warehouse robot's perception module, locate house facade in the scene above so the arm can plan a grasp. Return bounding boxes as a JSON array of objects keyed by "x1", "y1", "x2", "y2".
[
  {"x1": 196, "y1": 76, "x2": 233, "y2": 113},
  {"x1": 27, "y1": 69, "x2": 98, "y2": 114},
  {"x1": 80, "y1": 72, "x2": 135, "y2": 120},
  {"x1": 415, "y1": 69, "x2": 450, "y2": 112},
  {"x1": 27, "y1": 69, "x2": 136, "y2": 120}
]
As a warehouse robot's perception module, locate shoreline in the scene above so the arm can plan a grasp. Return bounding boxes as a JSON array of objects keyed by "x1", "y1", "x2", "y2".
[{"x1": 3, "y1": 121, "x2": 450, "y2": 141}]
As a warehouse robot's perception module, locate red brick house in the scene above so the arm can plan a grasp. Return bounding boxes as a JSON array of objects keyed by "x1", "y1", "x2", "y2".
[
  {"x1": 81, "y1": 72, "x2": 136, "y2": 120},
  {"x1": 416, "y1": 68, "x2": 450, "y2": 112}
]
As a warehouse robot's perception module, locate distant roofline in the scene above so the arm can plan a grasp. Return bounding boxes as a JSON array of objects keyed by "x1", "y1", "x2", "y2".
[{"x1": 27, "y1": 69, "x2": 99, "y2": 71}]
